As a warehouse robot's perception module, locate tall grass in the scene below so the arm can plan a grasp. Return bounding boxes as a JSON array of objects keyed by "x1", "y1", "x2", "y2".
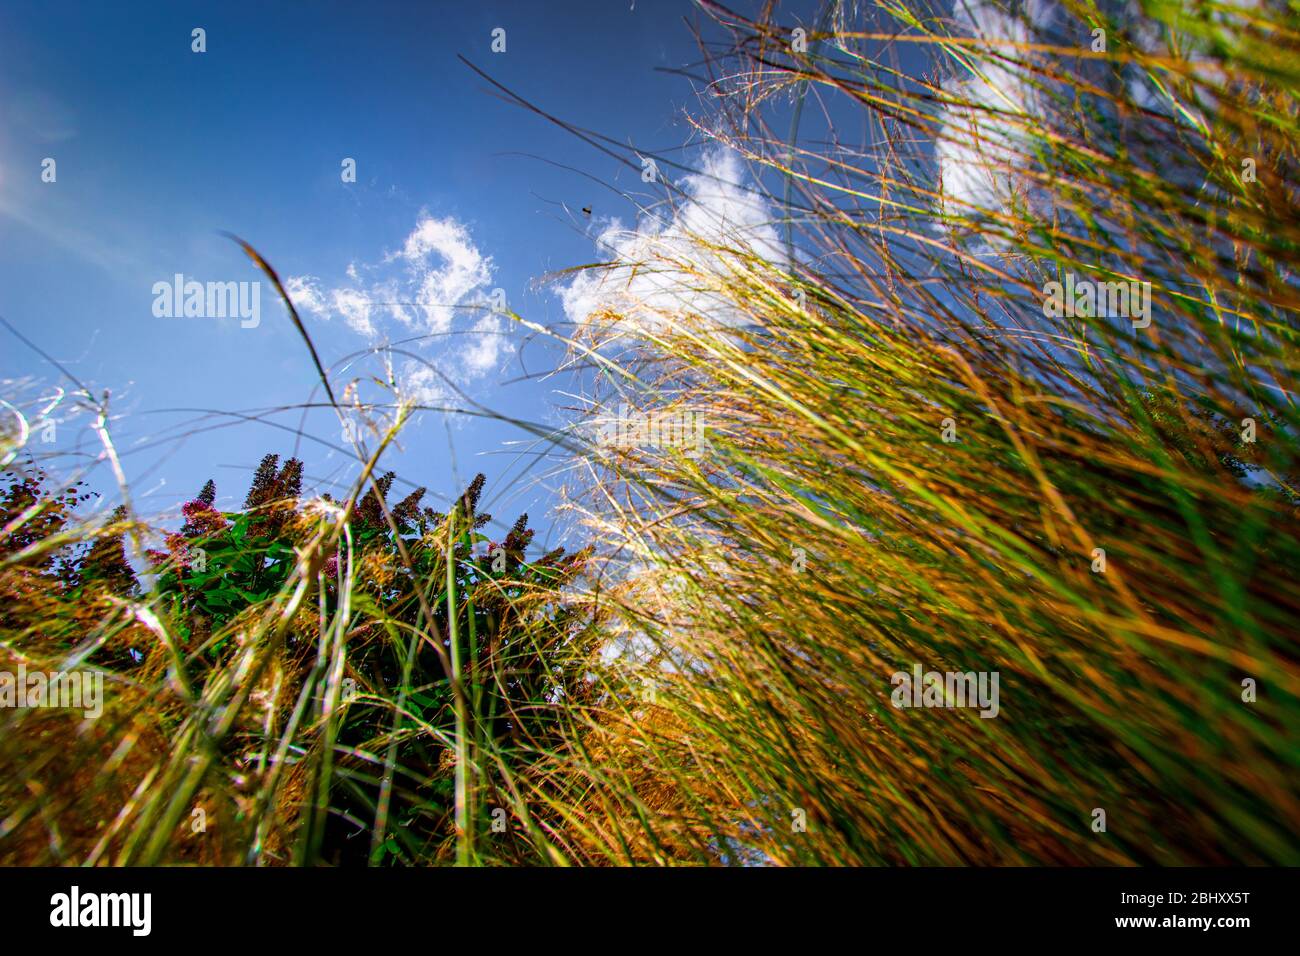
[
  {"x1": 552, "y1": 0, "x2": 1300, "y2": 864},
  {"x1": 2, "y1": 0, "x2": 1298, "y2": 867}
]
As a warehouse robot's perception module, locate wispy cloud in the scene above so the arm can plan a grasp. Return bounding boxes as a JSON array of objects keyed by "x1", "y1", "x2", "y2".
[
  {"x1": 934, "y1": 0, "x2": 1053, "y2": 242},
  {"x1": 558, "y1": 149, "x2": 784, "y2": 335},
  {"x1": 389, "y1": 216, "x2": 493, "y2": 335},
  {"x1": 287, "y1": 214, "x2": 509, "y2": 403}
]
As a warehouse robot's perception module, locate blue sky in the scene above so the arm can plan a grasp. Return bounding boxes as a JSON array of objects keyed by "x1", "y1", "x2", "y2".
[{"x1": 0, "y1": 0, "x2": 737, "y2": 551}]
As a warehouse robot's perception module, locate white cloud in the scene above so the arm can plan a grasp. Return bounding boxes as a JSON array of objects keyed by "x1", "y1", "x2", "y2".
[
  {"x1": 461, "y1": 312, "x2": 509, "y2": 376},
  {"x1": 284, "y1": 275, "x2": 325, "y2": 315},
  {"x1": 330, "y1": 287, "x2": 378, "y2": 338},
  {"x1": 287, "y1": 214, "x2": 509, "y2": 398},
  {"x1": 284, "y1": 276, "x2": 379, "y2": 337},
  {"x1": 558, "y1": 149, "x2": 785, "y2": 335},
  {"x1": 934, "y1": 0, "x2": 1054, "y2": 241},
  {"x1": 397, "y1": 361, "x2": 451, "y2": 407},
  {"x1": 389, "y1": 216, "x2": 494, "y2": 335}
]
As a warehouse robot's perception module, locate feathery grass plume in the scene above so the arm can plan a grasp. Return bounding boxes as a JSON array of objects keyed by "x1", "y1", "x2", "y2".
[{"x1": 554, "y1": 0, "x2": 1300, "y2": 864}]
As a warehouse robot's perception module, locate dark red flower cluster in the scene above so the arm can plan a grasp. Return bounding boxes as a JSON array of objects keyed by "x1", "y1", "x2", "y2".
[{"x1": 181, "y1": 498, "x2": 227, "y2": 537}]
